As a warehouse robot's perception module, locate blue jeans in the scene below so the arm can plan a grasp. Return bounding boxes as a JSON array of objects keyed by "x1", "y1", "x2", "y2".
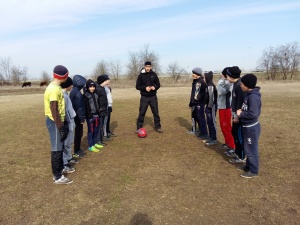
[
  {"x1": 46, "y1": 117, "x2": 63, "y2": 152},
  {"x1": 46, "y1": 117, "x2": 63, "y2": 179},
  {"x1": 87, "y1": 115, "x2": 100, "y2": 147}
]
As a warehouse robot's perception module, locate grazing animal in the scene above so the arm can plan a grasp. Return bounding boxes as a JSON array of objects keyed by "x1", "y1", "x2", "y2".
[
  {"x1": 40, "y1": 81, "x2": 47, "y2": 87},
  {"x1": 22, "y1": 82, "x2": 31, "y2": 88}
]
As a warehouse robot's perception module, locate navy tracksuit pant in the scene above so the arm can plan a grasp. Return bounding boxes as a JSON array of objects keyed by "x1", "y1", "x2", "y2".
[
  {"x1": 232, "y1": 121, "x2": 245, "y2": 160},
  {"x1": 196, "y1": 104, "x2": 207, "y2": 136},
  {"x1": 243, "y1": 122, "x2": 261, "y2": 174},
  {"x1": 137, "y1": 95, "x2": 161, "y2": 129}
]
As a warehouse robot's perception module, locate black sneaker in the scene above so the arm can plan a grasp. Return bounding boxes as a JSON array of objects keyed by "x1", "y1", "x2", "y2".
[
  {"x1": 108, "y1": 132, "x2": 117, "y2": 137},
  {"x1": 236, "y1": 165, "x2": 250, "y2": 172},
  {"x1": 197, "y1": 134, "x2": 209, "y2": 141},
  {"x1": 97, "y1": 142, "x2": 107, "y2": 146},
  {"x1": 155, "y1": 128, "x2": 163, "y2": 133},
  {"x1": 103, "y1": 136, "x2": 113, "y2": 141},
  {"x1": 240, "y1": 171, "x2": 259, "y2": 178}
]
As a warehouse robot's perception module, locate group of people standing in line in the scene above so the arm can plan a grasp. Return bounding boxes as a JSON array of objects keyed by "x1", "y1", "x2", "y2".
[
  {"x1": 44, "y1": 65, "x2": 116, "y2": 184},
  {"x1": 44, "y1": 62, "x2": 261, "y2": 184},
  {"x1": 188, "y1": 66, "x2": 261, "y2": 178}
]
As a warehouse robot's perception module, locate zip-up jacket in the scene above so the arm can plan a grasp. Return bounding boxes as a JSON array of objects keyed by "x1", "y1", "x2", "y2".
[
  {"x1": 231, "y1": 78, "x2": 245, "y2": 120},
  {"x1": 69, "y1": 75, "x2": 86, "y2": 123},
  {"x1": 189, "y1": 77, "x2": 207, "y2": 107},
  {"x1": 136, "y1": 69, "x2": 160, "y2": 97},
  {"x1": 84, "y1": 79, "x2": 101, "y2": 119},
  {"x1": 217, "y1": 78, "x2": 232, "y2": 109},
  {"x1": 239, "y1": 87, "x2": 261, "y2": 126},
  {"x1": 95, "y1": 83, "x2": 108, "y2": 117}
]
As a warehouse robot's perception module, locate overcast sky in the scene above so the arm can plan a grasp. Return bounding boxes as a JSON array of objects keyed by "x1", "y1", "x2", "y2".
[{"x1": 1, "y1": 0, "x2": 299, "y2": 78}]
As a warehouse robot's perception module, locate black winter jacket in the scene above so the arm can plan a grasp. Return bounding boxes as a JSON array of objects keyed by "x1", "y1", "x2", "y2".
[
  {"x1": 95, "y1": 83, "x2": 108, "y2": 117},
  {"x1": 189, "y1": 77, "x2": 207, "y2": 107},
  {"x1": 69, "y1": 75, "x2": 86, "y2": 123},
  {"x1": 136, "y1": 69, "x2": 160, "y2": 97}
]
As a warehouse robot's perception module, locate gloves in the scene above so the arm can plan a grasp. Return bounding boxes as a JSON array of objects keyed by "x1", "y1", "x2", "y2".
[
  {"x1": 108, "y1": 106, "x2": 112, "y2": 112},
  {"x1": 59, "y1": 121, "x2": 69, "y2": 142}
]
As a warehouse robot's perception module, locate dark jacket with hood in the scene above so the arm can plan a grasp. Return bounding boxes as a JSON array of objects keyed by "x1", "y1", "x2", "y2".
[
  {"x1": 231, "y1": 78, "x2": 245, "y2": 120},
  {"x1": 83, "y1": 79, "x2": 101, "y2": 119},
  {"x1": 69, "y1": 75, "x2": 86, "y2": 123},
  {"x1": 204, "y1": 71, "x2": 217, "y2": 108},
  {"x1": 94, "y1": 82, "x2": 108, "y2": 117},
  {"x1": 189, "y1": 76, "x2": 207, "y2": 107},
  {"x1": 239, "y1": 87, "x2": 261, "y2": 126},
  {"x1": 136, "y1": 68, "x2": 160, "y2": 97}
]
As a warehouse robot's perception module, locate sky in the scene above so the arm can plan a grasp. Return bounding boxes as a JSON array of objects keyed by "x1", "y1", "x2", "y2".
[{"x1": 0, "y1": 0, "x2": 300, "y2": 78}]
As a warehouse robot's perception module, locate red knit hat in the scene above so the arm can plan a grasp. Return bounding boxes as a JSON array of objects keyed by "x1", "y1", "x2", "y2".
[{"x1": 53, "y1": 65, "x2": 69, "y2": 79}]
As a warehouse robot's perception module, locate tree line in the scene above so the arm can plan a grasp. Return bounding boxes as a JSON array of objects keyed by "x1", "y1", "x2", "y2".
[
  {"x1": 1, "y1": 42, "x2": 299, "y2": 86},
  {"x1": 257, "y1": 42, "x2": 300, "y2": 80}
]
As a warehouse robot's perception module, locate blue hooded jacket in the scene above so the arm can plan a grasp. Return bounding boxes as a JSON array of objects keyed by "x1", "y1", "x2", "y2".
[
  {"x1": 239, "y1": 87, "x2": 261, "y2": 126},
  {"x1": 69, "y1": 75, "x2": 86, "y2": 123}
]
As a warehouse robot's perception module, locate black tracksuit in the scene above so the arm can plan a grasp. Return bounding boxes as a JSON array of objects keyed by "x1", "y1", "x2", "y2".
[{"x1": 136, "y1": 68, "x2": 161, "y2": 129}]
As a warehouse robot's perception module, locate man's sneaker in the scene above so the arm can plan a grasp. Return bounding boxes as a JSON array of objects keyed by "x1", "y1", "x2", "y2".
[
  {"x1": 108, "y1": 132, "x2": 117, "y2": 137},
  {"x1": 62, "y1": 166, "x2": 75, "y2": 174},
  {"x1": 103, "y1": 136, "x2": 113, "y2": 141},
  {"x1": 206, "y1": 139, "x2": 217, "y2": 146},
  {"x1": 203, "y1": 137, "x2": 213, "y2": 144},
  {"x1": 69, "y1": 158, "x2": 79, "y2": 164},
  {"x1": 54, "y1": 175, "x2": 73, "y2": 184},
  {"x1": 197, "y1": 134, "x2": 209, "y2": 141},
  {"x1": 236, "y1": 165, "x2": 250, "y2": 172},
  {"x1": 219, "y1": 144, "x2": 229, "y2": 150},
  {"x1": 225, "y1": 149, "x2": 237, "y2": 158},
  {"x1": 229, "y1": 157, "x2": 246, "y2": 164},
  {"x1": 155, "y1": 128, "x2": 163, "y2": 133},
  {"x1": 186, "y1": 130, "x2": 196, "y2": 135},
  {"x1": 73, "y1": 149, "x2": 86, "y2": 158},
  {"x1": 97, "y1": 142, "x2": 107, "y2": 146},
  {"x1": 240, "y1": 171, "x2": 259, "y2": 179},
  {"x1": 94, "y1": 143, "x2": 104, "y2": 149},
  {"x1": 88, "y1": 146, "x2": 100, "y2": 152}
]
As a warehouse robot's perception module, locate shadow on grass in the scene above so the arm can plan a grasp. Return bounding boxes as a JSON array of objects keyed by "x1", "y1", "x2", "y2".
[
  {"x1": 110, "y1": 120, "x2": 118, "y2": 132},
  {"x1": 129, "y1": 212, "x2": 153, "y2": 225},
  {"x1": 175, "y1": 117, "x2": 191, "y2": 131}
]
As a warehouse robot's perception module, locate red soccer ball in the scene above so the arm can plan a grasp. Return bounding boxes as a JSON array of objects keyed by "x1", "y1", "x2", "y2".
[{"x1": 137, "y1": 128, "x2": 147, "y2": 138}]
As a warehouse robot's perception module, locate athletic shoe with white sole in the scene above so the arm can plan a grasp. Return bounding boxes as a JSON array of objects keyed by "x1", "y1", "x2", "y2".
[
  {"x1": 229, "y1": 157, "x2": 246, "y2": 164},
  {"x1": 206, "y1": 139, "x2": 217, "y2": 146},
  {"x1": 62, "y1": 166, "x2": 75, "y2": 174},
  {"x1": 240, "y1": 171, "x2": 259, "y2": 178},
  {"x1": 54, "y1": 175, "x2": 73, "y2": 184}
]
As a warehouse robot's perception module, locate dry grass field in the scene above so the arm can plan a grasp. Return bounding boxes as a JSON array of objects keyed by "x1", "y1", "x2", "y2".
[{"x1": 0, "y1": 81, "x2": 299, "y2": 225}]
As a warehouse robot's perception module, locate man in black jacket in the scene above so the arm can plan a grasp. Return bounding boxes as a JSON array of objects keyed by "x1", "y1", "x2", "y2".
[{"x1": 136, "y1": 61, "x2": 162, "y2": 133}]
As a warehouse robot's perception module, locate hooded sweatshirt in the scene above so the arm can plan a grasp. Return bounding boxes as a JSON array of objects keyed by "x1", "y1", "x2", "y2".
[
  {"x1": 231, "y1": 78, "x2": 245, "y2": 120},
  {"x1": 136, "y1": 68, "x2": 160, "y2": 97},
  {"x1": 189, "y1": 76, "x2": 207, "y2": 107},
  {"x1": 69, "y1": 75, "x2": 87, "y2": 123},
  {"x1": 84, "y1": 79, "x2": 100, "y2": 119},
  {"x1": 204, "y1": 71, "x2": 217, "y2": 108},
  {"x1": 239, "y1": 87, "x2": 261, "y2": 126},
  {"x1": 217, "y1": 78, "x2": 232, "y2": 109}
]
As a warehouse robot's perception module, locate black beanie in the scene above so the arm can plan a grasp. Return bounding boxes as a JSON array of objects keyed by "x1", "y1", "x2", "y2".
[
  {"x1": 97, "y1": 74, "x2": 110, "y2": 84},
  {"x1": 60, "y1": 77, "x2": 73, "y2": 88},
  {"x1": 226, "y1": 66, "x2": 241, "y2": 79},
  {"x1": 241, "y1": 74, "x2": 257, "y2": 89},
  {"x1": 86, "y1": 79, "x2": 96, "y2": 89},
  {"x1": 144, "y1": 61, "x2": 152, "y2": 66},
  {"x1": 222, "y1": 67, "x2": 229, "y2": 77}
]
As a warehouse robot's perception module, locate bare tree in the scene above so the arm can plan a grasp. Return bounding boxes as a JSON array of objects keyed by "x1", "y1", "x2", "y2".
[
  {"x1": 0, "y1": 56, "x2": 12, "y2": 84},
  {"x1": 91, "y1": 60, "x2": 109, "y2": 80},
  {"x1": 288, "y1": 42, "x2": 300, "y2": 80},
  {"x1": 41, "y1": 71, "x2": 51, "y2": 83},
  {"x1": 126, "y1": 44, "x2": 161, "y2": 80},
  {"x1": 126, "y1": 51, "x2": 140, "y2": 80},
  {"x1": 167, "y1": 61, "x2": 187, "y2": 82},
  {"x1": 257, "y1": 47, "x2": 274, "y2": 80},
  {"x1": 11, "y1": 66, "x2": 22, "y2": 85},
  {"x1": 109, "y1": 59, "x2": 122, "y2": 81},
  {"x1": 21, "y1": 66, "x2": 29, "y2": 82}
]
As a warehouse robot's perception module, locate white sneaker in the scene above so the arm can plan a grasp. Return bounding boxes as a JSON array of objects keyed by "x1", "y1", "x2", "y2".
[
  {"x1": 62, "y1": 166, "x2": 75, "y2": 174},
  {"x1": 54, "y1": 175, "x2": 73, "y2": 184}
]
